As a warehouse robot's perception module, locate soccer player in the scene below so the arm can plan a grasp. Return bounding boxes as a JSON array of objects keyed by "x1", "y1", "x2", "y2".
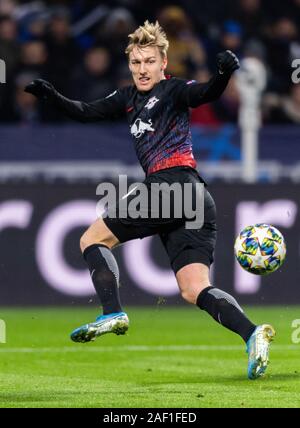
[{"x1": 25, "y1": 21, "x2": 275, "y2": 380}]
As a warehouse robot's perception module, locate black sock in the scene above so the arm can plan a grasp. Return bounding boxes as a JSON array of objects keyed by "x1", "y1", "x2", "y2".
[
  {"x1": 83, "y1": 244, "x2": 123, "y2": 315},
  {"x1": 196, "y1": 286, "x2": 256, "y2": 343}
]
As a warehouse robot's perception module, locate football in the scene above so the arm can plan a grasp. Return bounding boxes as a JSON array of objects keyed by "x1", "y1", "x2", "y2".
[{"x1": 234, "y1": 224, "x2": 286, "y2": 275}]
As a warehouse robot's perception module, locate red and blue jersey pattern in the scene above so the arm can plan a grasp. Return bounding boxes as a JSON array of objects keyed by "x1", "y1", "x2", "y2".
[
  {"x1": 124, "y1": 77, "x2": 197, "y2": 175},
  {"x1": 53, "y1": 72, "x2": 230, "y2": 175}
]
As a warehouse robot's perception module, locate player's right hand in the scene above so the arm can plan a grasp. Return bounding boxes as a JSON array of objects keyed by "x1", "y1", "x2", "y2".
[{"x1": 24, "y1": 79, "x2": 55, "y2": 100}]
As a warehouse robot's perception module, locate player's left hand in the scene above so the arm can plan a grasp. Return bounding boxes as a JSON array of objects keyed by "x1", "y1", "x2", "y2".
[
  {"x1": 216, "y1": 50, "x2": 240, "y2": 75},
  {"x1": 24, "y1": 78, "x2": 56, "y2": 100}
]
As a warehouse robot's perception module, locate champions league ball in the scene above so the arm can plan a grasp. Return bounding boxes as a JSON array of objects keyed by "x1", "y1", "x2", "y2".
[{"x1": 234, "y1": 224, "x2": 286, "y2": 275}]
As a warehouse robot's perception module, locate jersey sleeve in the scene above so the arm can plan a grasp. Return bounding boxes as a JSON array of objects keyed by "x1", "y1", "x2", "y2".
[
  {"x1": 50, "y1": 88, "x2": 127, "y2": 122},
  {"x1": 173, "y1": 72, "x2": 231, "y2": 109}
]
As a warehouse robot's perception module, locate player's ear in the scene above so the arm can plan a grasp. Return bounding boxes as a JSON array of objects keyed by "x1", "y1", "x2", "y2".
[{"x1": 161, "y1": 56, "x2": 168, "y2": 71}]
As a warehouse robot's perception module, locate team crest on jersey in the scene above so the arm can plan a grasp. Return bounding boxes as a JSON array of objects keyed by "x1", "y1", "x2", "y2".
[
  {"x1": 144, "y1": 96, "x2": 159, "y2": 110},
  {"x1": 130, "y1": 118, "x2": 155, "y2": 138}
]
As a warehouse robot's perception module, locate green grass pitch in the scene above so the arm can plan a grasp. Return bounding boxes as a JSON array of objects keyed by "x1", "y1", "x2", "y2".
[{"x1": 0, "y1": 306, "x2": 300, "y2": 408}]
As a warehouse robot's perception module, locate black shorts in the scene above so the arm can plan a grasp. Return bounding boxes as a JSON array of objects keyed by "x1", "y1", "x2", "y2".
[{"x1": 103, "y1": 166, "x2": 217, "y2": 274}]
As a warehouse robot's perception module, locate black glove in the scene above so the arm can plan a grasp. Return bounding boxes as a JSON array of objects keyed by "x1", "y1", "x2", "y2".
[
  {"x1": 24, "y1": 79, "x2": 56, "y2": 100},
  {"x1": 216, "y1": 50, "x2": 240, "y2": 75}
]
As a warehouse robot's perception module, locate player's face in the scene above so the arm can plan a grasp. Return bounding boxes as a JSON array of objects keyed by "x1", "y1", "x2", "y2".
[{"x1": 129, "y1": 46, "x2": 167, "y2": 91}]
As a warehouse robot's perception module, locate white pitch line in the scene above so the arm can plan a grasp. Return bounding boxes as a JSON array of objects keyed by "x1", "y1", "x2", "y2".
[{"x1": 0, "y1": 345, "x2": 299, "y2": 353}]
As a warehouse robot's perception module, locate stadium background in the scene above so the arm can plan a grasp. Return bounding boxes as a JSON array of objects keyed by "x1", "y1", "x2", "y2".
[
  {"x1": 1, "y1": 0, "x2": 300, "y2": 410},
  {"x1": 1, "y1": 0, "x2": 299, "y2": 306}
]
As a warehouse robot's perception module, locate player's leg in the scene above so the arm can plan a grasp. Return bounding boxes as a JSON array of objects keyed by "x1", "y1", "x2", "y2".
[
  {"x1": 80, "y1": 218, "x2": 122, "y2": 315},
  {"x1": 175, "y1": 262, "x2": 275, "y2": 379},
  {"x1": 176, "y1": 262, "x2": 257, "y2": 343},
  {"x1": 71, "y1": 179, "x2": 167, "y2": 343},
  {"x1": 72, "y1": 168, "x2": 182, "y2": 343},
  {"x1": 71, "y1": 218, "x2": 129, "y2": 343},
  {"x1": 161, "y1": 179, "x2": 275, "y2": 379},
  {"x1": 71, "y1": 171, "x2": 170, "y2": 343}
]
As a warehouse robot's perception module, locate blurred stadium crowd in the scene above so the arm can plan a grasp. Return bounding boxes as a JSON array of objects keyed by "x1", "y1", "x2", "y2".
[{"x1": 0, "y1": 0, "x2": 299, "y2": 125}]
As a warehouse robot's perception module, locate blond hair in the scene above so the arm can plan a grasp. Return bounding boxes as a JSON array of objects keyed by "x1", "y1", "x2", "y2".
[{"x1": 125, "y1": 20, "x2": 169, "y2": 58}]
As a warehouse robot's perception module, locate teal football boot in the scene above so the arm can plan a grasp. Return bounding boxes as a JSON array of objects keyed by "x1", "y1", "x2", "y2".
[{"x1": 70, "y1": 312, "x2": 129, "y2": 343}]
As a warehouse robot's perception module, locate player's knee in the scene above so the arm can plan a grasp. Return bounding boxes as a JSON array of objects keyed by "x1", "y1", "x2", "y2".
[
  {"x1": 79, "y1": 229, "x2": 112, "y2": 253},
  {"x1": 180, "y1": 282, "x2": 211, "y2": 305},
  {"x1": 79, "y1": 231, "x2": 91, "y2": 253},
  {"x1": 79, "y1": 229, "x2": 104, "y2": 253},
  {"x1": 180, "y1": 288, "x2": 198, "y2": 305}
]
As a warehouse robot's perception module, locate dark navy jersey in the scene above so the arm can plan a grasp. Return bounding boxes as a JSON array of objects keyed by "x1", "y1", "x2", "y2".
[{"x1": 51, "y1": 73, "x2": 231, "y2": 175}]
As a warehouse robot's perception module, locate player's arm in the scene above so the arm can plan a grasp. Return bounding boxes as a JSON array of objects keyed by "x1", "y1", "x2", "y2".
[
  {"x1": 175, "y1": 50, "x2": 240, "y2": 108},
  {"x1": 24, "y1": 80, "x2": 126, "y2": 122}
]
